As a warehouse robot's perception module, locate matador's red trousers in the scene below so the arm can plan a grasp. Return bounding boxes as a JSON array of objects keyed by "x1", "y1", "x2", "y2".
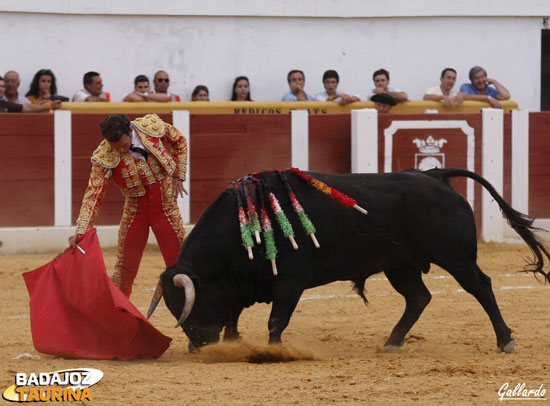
[{"x1": 111, "y1": 179, "x2": 186, "y2": 297}]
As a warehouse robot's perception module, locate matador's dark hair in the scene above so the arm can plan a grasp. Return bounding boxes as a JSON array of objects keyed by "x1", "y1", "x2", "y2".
[{"x1": 100, "y1": 114, "x2": 131, "y2": 142}]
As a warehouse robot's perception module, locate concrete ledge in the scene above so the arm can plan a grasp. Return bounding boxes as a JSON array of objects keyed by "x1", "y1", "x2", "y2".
[
  {"x1": 0, "y1": 225, "x2": 195, "y2": 254},
  {"x1": 57, "y1": 100, "x2": 519, "y2": 115}
]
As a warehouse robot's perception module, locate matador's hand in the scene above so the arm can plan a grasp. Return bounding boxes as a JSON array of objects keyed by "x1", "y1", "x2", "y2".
[
  {"x1": 68, "y1": 233, "x2": 84, "y2": 248},
  {"x1": 172, "y1": 177, "x2": 188, "y2": 199}
]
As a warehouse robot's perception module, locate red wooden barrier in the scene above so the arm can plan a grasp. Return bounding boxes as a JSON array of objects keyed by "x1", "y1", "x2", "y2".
[
  {"x1": 529, "y1": 112, "x2": 550, "y2": 218},
  {"x1": 309, "y1": 114, "x2": 351, "y2": 174},
  {"x1": 0, "y1": 112, "x2": 547, "y2": 228},
  {"x1": 190, "y1": 114, "x2": 290, "y2": 221},
  {"x1": 0, "y1": 114, "x2": 54, "y2": 226}
]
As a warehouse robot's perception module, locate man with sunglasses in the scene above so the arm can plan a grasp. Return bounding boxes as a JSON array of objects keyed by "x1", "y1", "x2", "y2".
[
  {"x1": 153, "y1": 71, "x2": 181, "y2": 102},
  {"x1": 124, "y1": 75, "x2": 170, "y2": 102}
]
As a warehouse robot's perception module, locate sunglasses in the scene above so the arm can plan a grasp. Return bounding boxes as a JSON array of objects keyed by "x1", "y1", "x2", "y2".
[{"x1": 156, "y1": 78, "x2": 170, "y2": 83}]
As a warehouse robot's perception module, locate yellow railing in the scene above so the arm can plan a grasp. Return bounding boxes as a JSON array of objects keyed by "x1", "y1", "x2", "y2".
[{"x1": 60, "y1": 100, "x2": 519, "y2": 115}]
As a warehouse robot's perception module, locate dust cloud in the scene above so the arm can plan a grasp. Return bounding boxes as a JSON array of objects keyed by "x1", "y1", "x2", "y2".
[{"x1": 198, "y1": 340, "x2": 317, "y2": 363}]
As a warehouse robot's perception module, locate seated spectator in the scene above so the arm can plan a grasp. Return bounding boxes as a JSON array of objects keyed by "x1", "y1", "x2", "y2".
[
  {"x1": 72, "y1": 71, "x2": 110, "y2": 102},
  {"x1": 2, "y1": 71, "x2": 30, "y2": 104},
  {"x1": 0, "y1": 76, "x2": 62, "y2": 112},
  {"x1": 123, "y1": 75, "x2": 170, "y2": 102},
  {"x1": 153, "y1": 70, "x2": 181, "y2": 101},
  {"x1": 459, "y1": 66, "x2": 510, "y2": 109},
  {"x1": 368, "y1": 69, "x2": 408, "y2": 102},
  {"x1": 282, "y1": 70, "x2": 314, "y2": 101},
  {"x1": 231, "y1": 76, "x2": 252, "y2": 101},
  {"x1": 191, "y1": 85, "x2": 210, "y2": 101},
  {"x1": 423, "y1": 68, "x2": 463, "y2": 108},
  {"x1": 25, "y1": 69, "x2": 68, "y2": 104},
  {"x1": 314, "y1": 70, "x2": 361, "y2": 104},
  {"x1": 371, "y1": 93, "x2": 397, "y2": 114}
]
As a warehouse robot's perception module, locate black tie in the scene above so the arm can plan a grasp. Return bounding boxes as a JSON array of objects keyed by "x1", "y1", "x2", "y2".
[{"x1": 130, "y1": 145, "x2": 148, "y2": 160}]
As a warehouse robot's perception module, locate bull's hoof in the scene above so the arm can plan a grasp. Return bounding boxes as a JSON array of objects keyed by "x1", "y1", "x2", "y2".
[
  {"x1": 188, "y1": 341, "x2": 200, "y2": 354},
  {"x1": 268, "y1": 337, "x2": 282, "y2": 345},
  {"x1": 383, "y1": 344, "x2": 402, "y2": 353},
  {"x1": 500, "y1": 339, "x2": 515, "y2": 354}
]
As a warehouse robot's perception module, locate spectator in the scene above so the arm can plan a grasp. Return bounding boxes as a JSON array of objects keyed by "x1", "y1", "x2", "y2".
[
  {"x1": 72, "y1": 71, "x2": 110, "y2": 102},
  {"x1": 191, "y1": 85, "x2": 210, "y2": 101},
  {"x1": 0, "y1": 76, "x2": 62, "y2": 112},
  {"x1": 2, "y1": 71, "x2": 30, "y2": 104},
  {"x1": 153, "y1": 70, "x2": 181, "y2": 101},
  {"x1": 459, "y1": 66, "x2": 510, "y2": 109},
  {"x1": 123, "y1": 75, "x2": 170, "y2": 102},
  {"x1": 423, "y1": 68, "x2": 463, "y2": 108},
  {"x1": 231, "y1": 76, "x2": 252, "y2": 101},
  {"x1": 371, "y1": 93, "x2": 397, "y2": 114},
  {"x1": 314, "y1": 70, "x2": 361, "y2": 104},
  {"x1": 282, "y1": 70, "x2": 314, "y2": 101},
  {"x1": 25, "y1": 69, "x2": 67, "y2": 104},
  {"x1": 368, "y1": 69, "x2": 408, "y2": 102}
]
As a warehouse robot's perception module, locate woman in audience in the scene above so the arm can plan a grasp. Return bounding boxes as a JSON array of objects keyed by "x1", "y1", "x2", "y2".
[
  {"x1": 231, "y1": 76, "x2": 252, "y2": 101},
  {"x1": 26, "y1": 69, "x2": 66, "y2": 104},
  {"x1": 191, "y1": 85, "x2": 210, "y2": 101}
]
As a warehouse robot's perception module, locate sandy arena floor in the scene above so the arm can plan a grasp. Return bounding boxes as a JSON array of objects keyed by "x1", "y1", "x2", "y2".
[{"x1": 1, "y1": 242, "x2": 549, "y2": 405}]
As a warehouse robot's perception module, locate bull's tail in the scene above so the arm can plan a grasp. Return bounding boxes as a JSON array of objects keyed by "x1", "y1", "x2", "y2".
[{"x1": 426, "y1": 168, "x2": 550, "y2": 283}]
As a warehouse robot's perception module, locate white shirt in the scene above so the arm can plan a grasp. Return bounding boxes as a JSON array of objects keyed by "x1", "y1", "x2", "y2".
[
  {"x1": 314, "y1": 89, "x2": 363, "y2": 102},
  {"x1": 1, "y1": 94, "x2": 30, "y2": 104},
  {"x1": 72, "y1": 89, "x2": 109, "y2": 102},
  {"x1": 424, "y1": 86, "x2": 458, "y2": 97},
  {"x1": 366, "y1": 87, "x2": 403, "y2": 101},
  {"x1": 130, "y1": 129, "x2": 147, "y2": 161}
]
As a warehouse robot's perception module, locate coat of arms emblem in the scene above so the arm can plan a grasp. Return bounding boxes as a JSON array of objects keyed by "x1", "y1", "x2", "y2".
[{"x1": 412, "y1": 135, "x2": 447, "y2": 171}]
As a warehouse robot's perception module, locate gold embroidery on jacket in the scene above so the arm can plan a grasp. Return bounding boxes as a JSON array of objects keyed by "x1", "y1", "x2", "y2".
[
  {"x1": 159, "y1": 177, "x2": 187, "y2": 244},
  {"x1": 135, "y1": 159, "x2": 157, "y2": 185},
  {"x1": 76, "y1": 163, "x2": 109, "y2": 234},
  {"x1": 91, "y1": 140, "x2": 120, "y2": 169},
  {"x1": 131, "y1": 114, "x2": 166, "y2": 138},
  {"x1": 148, "y1": 155, "x2": 166, "y2": 181},
  {"x1": 134, "y1": 120, "x2": 187, "y2": 181},
  {"x1": 110, "y1": 197, "x2": 139, "y2": 288}
]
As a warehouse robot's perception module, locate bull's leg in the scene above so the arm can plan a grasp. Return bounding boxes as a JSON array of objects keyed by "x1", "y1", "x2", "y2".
[
  {"x1": 267, "y1": 278, "x2": 305, "y2": 344},
  {"x1": 447, "y1": 263, "x2": 514, "y2": 353},
  {"x1": 223, "y1": 306, "x2": 243, "y2": 342},
  {"x1": 383, "y1": 267, "x2": 432, "y2": 352}
]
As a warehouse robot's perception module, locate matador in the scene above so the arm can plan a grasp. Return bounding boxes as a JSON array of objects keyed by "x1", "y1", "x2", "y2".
[{"x1": 70, "y1": 113, "x2": 187, "y2": 297}]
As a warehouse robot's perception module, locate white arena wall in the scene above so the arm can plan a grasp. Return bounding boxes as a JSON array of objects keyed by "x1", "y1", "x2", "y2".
[{"x1": 1, "y1": 1, "x2": 549, "y2": 110}]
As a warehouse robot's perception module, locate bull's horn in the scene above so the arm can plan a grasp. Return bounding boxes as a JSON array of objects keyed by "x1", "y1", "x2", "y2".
[
  {"x1": 173, "y1": 274, "x2": 196, "y2": 328},
  {"x1": 146, "y1": 280, "x2": 163, "y2": 320}
]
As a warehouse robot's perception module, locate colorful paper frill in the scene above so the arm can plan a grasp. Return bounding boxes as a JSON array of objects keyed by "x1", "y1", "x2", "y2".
[
  {"x1": 247, "y1": 196, "x2": 262, "y2": 244},
  {"x1": 278, "y1": 170, "x2": 320, "y2": 248},
  {"x1": 287, "y1": 167, "x2": 368, "y2": 215},
  {"x1": 268, "y1": 192, "x2": 298, "y2": 250},
  {"x1": 289, "y1": 193, "x2": 320, "y2": 248},
  {"x1": 238, "y1": 206, "x2": 254, "y2": 260},
  {"x1": 261, "y1": 207, "x2": 278, "y2": 275}
]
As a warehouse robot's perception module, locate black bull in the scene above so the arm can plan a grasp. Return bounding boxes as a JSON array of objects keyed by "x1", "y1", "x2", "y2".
[{"x1": 148, "y1": 168, "x2": 550, "y2": 353}]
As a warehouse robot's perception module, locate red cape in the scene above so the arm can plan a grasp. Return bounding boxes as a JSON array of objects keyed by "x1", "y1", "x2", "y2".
[{"x1": 22, "y1": 229, "x2": 172, "y2": 360}]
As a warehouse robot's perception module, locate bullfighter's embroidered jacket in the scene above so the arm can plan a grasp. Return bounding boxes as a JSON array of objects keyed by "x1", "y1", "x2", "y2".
[{"x1": 76, "y1": 114, "x2": 188, "y2": 234}]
